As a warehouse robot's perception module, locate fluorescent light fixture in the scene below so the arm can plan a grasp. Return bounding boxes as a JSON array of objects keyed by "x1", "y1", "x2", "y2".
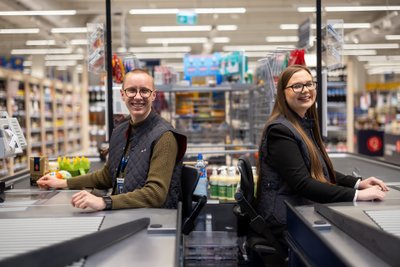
[
  {"x1": 0, "y1": 10, "x2": 76, "y2": 16},
  {"x1": 385, "y1": 35, "x2": 400, "y2": 40},
  {"x1": 280, "y1": 23, "x2": 370, "y2": 30},
  {"x1": 45, "y1": 60, "x2": 77, "y2": 67},
  {"x1": 357, "y1": 55, "x2": 400, "y2": 61},
  {"x1": 340, "y1": 50, "x2": 377, "y2": 56},
  {"x1": 213, "y1": 37, "x2": 230, "y2": 43},
  {"x1": 194, "y1": 8, "x2": 246, "y2": 14},
  {"x1": 51, "y1": 27, "x2": 87, "y2": 33},
  {"x1": 297, "y1": 7, "x2": 316, "y2": 12},
  {"x1": 135, "y1": 53, "x2": 186, "y2": 59},
  {"x1": 26, "y1": 40, "x2": 56, "y2": 46},
  {"x1": 266, "y1": 36, "x2": 299, "y2": 42},
  {"x1": 147, "y1": 37, "x2": 207, "y2": 44},
  {"x1": 45, "y1": 54, "x2": 85, "y2": 61},
  {"x1": 223, "y1": 45, "x2": 295, "y2": 51},
  {"x1": 128, "y1": 46, "x2": 191, "y2": 53},
  {"x1": 11, "y1": 48, "x2": 72, "y2": 55},
  {"x1": 130, "y1": 8, "x2": 245, "y2": 15},
  {"x1": 365, "y1": 61, "x2": 400, "y2": 67},
  {"x1": 216, "y1": 25, "x2": 238, "y2": 31},
  {"x1": 0, "y1": 28, "x2": 40, "y2": 34},
  {"x1": 141, "y1": 25, "x2": 211, "y2": 32},
  {"x1": 280, "y1": 24, "x2": 299, "y2": 30},
  {"x1": 298, "y1": 6, "x2": 400, "y2": 12},
  {"x1": 146, "y1": 37, "x2": 229, "y2": 44},
  {"x1": 130, "y1": 9, "x2": 179, "y2": 14},
  {"x1": 326, "y1": 6, "x2": 400, "y2": 12},
  {"x1": 70, "y1": 39, "x2": 88, "y2": 45},
  {"x1": 343, "y1": 43, "x2": 399, "y2": 49},
  {"x1": 368, "y1": 66, "x2": 400, "y2": 75}
]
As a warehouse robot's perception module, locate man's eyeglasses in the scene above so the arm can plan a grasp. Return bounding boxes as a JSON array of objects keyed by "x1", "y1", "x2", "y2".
[
  {"x1": 285, "y1": 81, "x2": 317, "y2": 94},
  {"x1": 123, "y1": 87, "x2": 154, "y2": 98}
]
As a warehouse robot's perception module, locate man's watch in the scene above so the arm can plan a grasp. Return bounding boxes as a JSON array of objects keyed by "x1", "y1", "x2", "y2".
[{"x1": 102, "y1": 195, "x2": 113, "y2": 210}]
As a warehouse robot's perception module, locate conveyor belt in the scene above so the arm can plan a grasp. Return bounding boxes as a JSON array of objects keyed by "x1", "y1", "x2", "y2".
[
  {"x1": 365, "y1": 210, "x2": 400, "y2": 238},
  {"x1": 0, "y1": 217, "x2": 104, "y2": 267}
]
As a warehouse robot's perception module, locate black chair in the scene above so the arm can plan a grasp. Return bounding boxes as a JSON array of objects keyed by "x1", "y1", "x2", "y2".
[
  {"x1": 181, "y1": 164, "x2": 207, "y2": 235},
  {"x1": 234, "y1": 156, "x2": 286, "y2": 266}
]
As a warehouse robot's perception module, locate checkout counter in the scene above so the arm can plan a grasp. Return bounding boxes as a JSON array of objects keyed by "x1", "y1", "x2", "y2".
[
  {"x1": 0, "y1": 189, "x2": 181, "y2": 267},
  {"x1": 286, "y1": 153, "x2": 400, "y2": 267}
]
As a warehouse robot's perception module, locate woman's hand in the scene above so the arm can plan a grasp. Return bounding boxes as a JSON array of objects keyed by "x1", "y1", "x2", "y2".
[
  {"x1": 71, "y1": 190, "x2": 106, "y2": 211},
  {"x1": 357, "y1": 186, "x2": 386, "y2": 201},
  {"x1": 36, "y1": 174, "x2": 68, "y2": 190},
  {"x1": 359, "y1": 177, "x2": 389, "y2": 191}
]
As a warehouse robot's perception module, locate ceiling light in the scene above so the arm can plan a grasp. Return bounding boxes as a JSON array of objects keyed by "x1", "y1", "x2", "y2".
[
  {"x1": 147, "y1": 37, "x2": 208, "y2": 44},
  {"x1": 266, "y1": 36, "x2": 299, "y2": 42},
  {"x1": 130, "y1": 7, "x2": 245, "y2": 15},
  {"x1": 223, "y1": 45, "x2": 295, "y2": 51},
  {"x1": 140, "y1": 26, "x2": 211, "y2": 32},
  {"x1": 0, "y1": 28, "x2": 40, "y2": 34},
  {"x1": 216, "y1": 25, "x2": 238, "y2": 31},
  {"x1": 325, "y1": 6, "x2": 400, "y2": 12},
  {"x1": 135, "y1": 53, "x2": 187, "y2": 59},
  {"x1": 45, "y1": 54, "x2": 85, "y2": 61},
  {"x1": 194, "y1": 8, "x2": 246, "y2": 14},
  {"x1": 297, "y1": 6, "x2": 400, "y2": 12},
  {"x1": 367, "y1": 66, "x2": 400, "y2": 75},
  {"x1": 340, "y1": 50, "x2": 377, "y2": 56},
  {"x1": 70, "y1": 39, "x2": 88, "y2": 45},
  {"x1": 146, "y1": 37, "x2": 229, "y2": 44},
  {"x1": 11, "y1": 48, "x2": 72, "y2": 55},
  {"x1": 128, "y1": 46, "x2": 192, "y2": 53},
  {"x1": 213, "y1": 37, "x2": 230, "y2": 43},
  {"x1": 51, "y1": 27, "x2": 87, "y2": 33},
  {"x1": 385, "y1": 35, "x2": 400, "y2": 40},
  {"x1": 130, "y1": 9, "x2": 179, "y2": 15},
  {"x1": 0, "y1": 10, "x2": 76, "y2": 16},
  {"x1": 26, "y1": 40, "x2": 56, "y2": 46},
  {"x1": 357, "y1": 55, "x2": 400, "y2": 61},
  {"x1": 45, "y1": 60, "x2": 77, "y2": 66},
  {"x1": 280, "y1": 24, "x2": 299, "y2": 30},
  {"x1": 343, "y1": 43, "x2": 399, "y2": 49},
  {"x1": 365, "y1": 61, "x2": 400, "y2": 67}
]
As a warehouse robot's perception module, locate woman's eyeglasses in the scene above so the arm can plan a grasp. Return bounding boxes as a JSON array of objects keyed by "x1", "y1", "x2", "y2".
[
  {"x1": 285, "y1": 81, "x2": 317, "y2": 94},
  {"x1": 123, "y1": 87, "x2": 154, "y2": 98}
]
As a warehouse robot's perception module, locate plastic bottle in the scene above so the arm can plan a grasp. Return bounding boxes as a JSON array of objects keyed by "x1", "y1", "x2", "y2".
[
  {"x1": 226, "y1": 166, "x2": 237, "y2": 201},
  {"x1": 209, "y1": 167, "x2": 219, "y2": 199},
  {"x1": 252, "y1": 166, "x2": 259, "y2": 197},
  {"x1": 218, "y1": 167, "x2": 228, "y2": 200},
  {"x1": 194, "y1": 153, "x2": 208, "y2": 197}
]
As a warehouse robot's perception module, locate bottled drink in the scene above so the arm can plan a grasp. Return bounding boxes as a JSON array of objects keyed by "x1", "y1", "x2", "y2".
[{"x1": 194, "y1": 153, "x2": 208, "y2": 197}]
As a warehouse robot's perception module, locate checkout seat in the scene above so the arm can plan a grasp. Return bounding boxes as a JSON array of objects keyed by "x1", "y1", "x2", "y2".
[
  {"x1": 234, "y1": 156, "x2": 287, "y2": 266},
  {"x1": 181, "y1": 164, "x2": 207, "y2": 235}
]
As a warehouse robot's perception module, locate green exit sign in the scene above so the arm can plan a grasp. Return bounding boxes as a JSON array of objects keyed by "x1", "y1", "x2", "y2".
[{"x1": 176, "y1": 11, "x2": 197, "y2": 25}]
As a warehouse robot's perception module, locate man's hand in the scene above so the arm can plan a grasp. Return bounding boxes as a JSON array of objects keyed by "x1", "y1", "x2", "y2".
[
  {"x1": 71, "y1": 190, "x2": 106, "y2": 211},
  {"x1": 36, "y1": 174, "x2": 68, "y2": 190}
]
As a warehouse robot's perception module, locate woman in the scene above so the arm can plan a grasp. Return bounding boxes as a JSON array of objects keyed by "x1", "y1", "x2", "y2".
[{"x1": 256, "y1": 64, "x2": 388, "y2": 257}]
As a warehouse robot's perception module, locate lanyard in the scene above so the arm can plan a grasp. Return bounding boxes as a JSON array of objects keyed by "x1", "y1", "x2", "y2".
[{"x1": 113, "y1": 125, "x2": 132, "y2": 194}]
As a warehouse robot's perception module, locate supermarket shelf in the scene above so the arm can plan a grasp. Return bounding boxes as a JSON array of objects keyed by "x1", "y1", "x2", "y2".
[{"x1": 156, "y1": 83, "x2": 254, "y2": 92}]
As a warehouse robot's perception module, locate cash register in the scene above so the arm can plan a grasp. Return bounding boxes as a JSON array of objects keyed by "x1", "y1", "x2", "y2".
[{"x1": 0, "y1": 111, "x2": 27, "y2": 202}]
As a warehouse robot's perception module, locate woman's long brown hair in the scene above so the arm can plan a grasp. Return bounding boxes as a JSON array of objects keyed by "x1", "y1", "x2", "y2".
[{"x1": 257, "y1": 65, "x2": 336, "y2": 198}]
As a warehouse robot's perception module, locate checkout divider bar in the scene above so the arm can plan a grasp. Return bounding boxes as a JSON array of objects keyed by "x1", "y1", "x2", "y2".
[{"x1": 0, "y1": 217, "x2": 150, "y2": 267}]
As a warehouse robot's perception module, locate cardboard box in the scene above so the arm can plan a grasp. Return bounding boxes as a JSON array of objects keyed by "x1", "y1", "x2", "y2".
[{"x1": 30, "y1": 157, "x2": 48, "y2": 185}]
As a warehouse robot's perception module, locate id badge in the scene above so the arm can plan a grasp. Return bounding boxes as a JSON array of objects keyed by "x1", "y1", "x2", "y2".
[{"x1": 116, "y1": 177, "x2": 125, "y2": 194}]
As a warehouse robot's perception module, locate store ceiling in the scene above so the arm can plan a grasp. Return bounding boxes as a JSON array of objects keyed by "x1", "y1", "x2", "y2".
[{"x1": 0, "y1": 0, "x2": 399, "y2": 75}]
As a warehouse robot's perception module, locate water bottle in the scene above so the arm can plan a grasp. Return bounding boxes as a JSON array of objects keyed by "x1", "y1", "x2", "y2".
[{"x1": 194, "y1": 153, "x2": 208, "y2": 197}]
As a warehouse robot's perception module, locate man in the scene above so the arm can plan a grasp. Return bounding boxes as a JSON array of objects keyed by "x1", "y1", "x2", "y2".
[{"x1": 37, "y1": 69, "x2": 187, "y2": 211}]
